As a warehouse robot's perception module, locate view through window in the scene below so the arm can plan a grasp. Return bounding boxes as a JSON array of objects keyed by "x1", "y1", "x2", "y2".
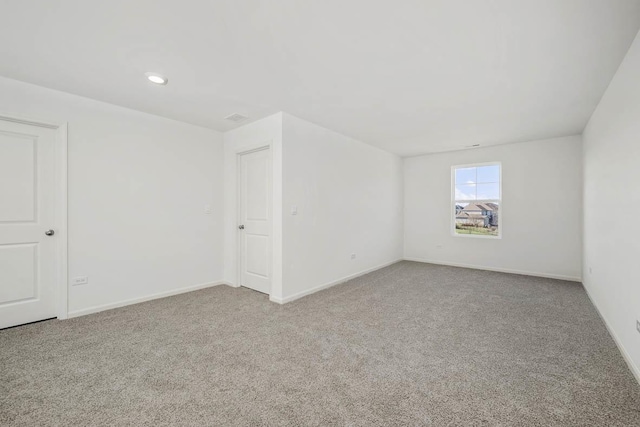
[{"x1": 453, "y1": 163, "x2": 501, "y2": 237}]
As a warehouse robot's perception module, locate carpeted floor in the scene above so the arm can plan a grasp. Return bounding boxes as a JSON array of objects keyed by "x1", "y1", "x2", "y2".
[{"x1": 1, "y1": 261, "x2": 639, "y2": 426}]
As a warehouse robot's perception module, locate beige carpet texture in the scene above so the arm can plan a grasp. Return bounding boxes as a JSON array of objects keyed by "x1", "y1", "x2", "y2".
[{"x1": 1, "y1": 261, "x2": 639, "y2": 426}]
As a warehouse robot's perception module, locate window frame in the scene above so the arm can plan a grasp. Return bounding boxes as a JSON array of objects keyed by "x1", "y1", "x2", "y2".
[{"x1": 451, "y1": 161, "x2": 502, "y2": 239}]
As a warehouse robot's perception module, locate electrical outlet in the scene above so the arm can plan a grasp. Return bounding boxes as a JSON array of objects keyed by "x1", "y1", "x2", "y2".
[
  {"x1": 351, "y1": 253, "x2": 356, "y2": 260},
  {"x1": 636, "y1": 319, "x2": 640, "y2": 334},
  {"x1": 72, "y1": 276, "x2": 88, "y2": 286},
  {"x1": 204, "y1": 204, "x2": 212, "y2": 214},
  {"x1": 291, "y1": 205, "x2": 298, "y2": 215}
]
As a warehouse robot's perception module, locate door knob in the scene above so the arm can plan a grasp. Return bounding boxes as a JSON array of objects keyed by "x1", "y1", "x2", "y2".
[
  {"x1": 45, "y1": 229, "x2": 55, "y2": 236},
  {"x1": 238, "y1": 225, "x2": 245, "y2": 230}
]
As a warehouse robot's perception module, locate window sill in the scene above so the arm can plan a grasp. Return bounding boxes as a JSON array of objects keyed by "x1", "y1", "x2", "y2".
[{"x1": 452, "y1": 232, "x2": 502, "y2": 240}]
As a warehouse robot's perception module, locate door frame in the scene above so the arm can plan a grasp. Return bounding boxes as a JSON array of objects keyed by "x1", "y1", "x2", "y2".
[
  {"x1": 236, "y1": 144, "x2": 272, "y2": 295},
  {"x1": 0, "y1": 112, "x2": 68, "y2": 320}
]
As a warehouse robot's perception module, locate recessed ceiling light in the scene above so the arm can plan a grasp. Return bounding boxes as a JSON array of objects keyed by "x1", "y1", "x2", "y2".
[{"x1": 145, "y1": 72, "x2": 168, "y2": 85}]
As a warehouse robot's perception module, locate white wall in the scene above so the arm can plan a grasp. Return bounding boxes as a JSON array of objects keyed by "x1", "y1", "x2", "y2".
[
  {"x1": 223, "y1": 113, "x2": 283, "y2": 299},
  {"x1": 583, "y1": 31, "x2": 640, "y2": 381},
  {"x1": 0, "y1": 76, "x2": 224, "y2": 316},
  {"x1": 404, "y1": 136, "x2": 583, "y2": 281},
  {"x1": 281, "y1": 113, "x2": 404, "y2": 302}
]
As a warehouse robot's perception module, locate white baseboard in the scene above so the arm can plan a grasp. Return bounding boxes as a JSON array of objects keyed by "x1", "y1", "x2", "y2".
[
  {"x1": 270, "y1": 258, "x2": 403, "y2": 304},
  {"x1": 582, "y1": 284, "x2": 640, "y2": 386},
  {"x1": 403, "y1": 257, "x2": 582, "y2": 282},
  {"x1": 67, "y1": 280, "x2": 228, "y2": 318}
]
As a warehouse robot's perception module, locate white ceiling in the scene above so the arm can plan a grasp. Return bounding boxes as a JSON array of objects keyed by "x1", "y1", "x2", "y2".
[{"x1": 2, "y1": 1, "x2": 640, "y2": 156}]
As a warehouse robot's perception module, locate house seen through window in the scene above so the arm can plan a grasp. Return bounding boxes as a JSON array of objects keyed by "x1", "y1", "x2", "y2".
[{"x1": 453, "y1": 163, "x2": 501, "y2": 237}]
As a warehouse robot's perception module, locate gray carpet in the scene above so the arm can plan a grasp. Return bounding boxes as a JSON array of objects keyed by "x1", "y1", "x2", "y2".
[{"x1": 1, "y1": 261, "x2": 639, "y2": 426}]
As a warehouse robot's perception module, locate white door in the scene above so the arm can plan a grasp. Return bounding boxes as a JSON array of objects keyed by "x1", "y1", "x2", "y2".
[
  {"x1": 238, "y1": 148, "x2": 271, "y2": 294},
  {"x1": 0, "y1": 120, "x2": 58, "y2": 329}
]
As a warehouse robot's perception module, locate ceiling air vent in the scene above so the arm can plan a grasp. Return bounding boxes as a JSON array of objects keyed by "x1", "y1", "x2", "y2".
[{"x1": 225, "y1": 113, "x2": 248, "y2": 123}]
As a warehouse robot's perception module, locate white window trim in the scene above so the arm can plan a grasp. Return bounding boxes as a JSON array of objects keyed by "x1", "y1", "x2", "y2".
[{"x1": 451, "y1": 161, "x2": 502, "y2": 240}]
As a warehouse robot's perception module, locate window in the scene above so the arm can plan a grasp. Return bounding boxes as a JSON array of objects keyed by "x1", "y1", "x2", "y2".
[{"x1": 452, "y1": 163, "x2": 501, "y2": 238}]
